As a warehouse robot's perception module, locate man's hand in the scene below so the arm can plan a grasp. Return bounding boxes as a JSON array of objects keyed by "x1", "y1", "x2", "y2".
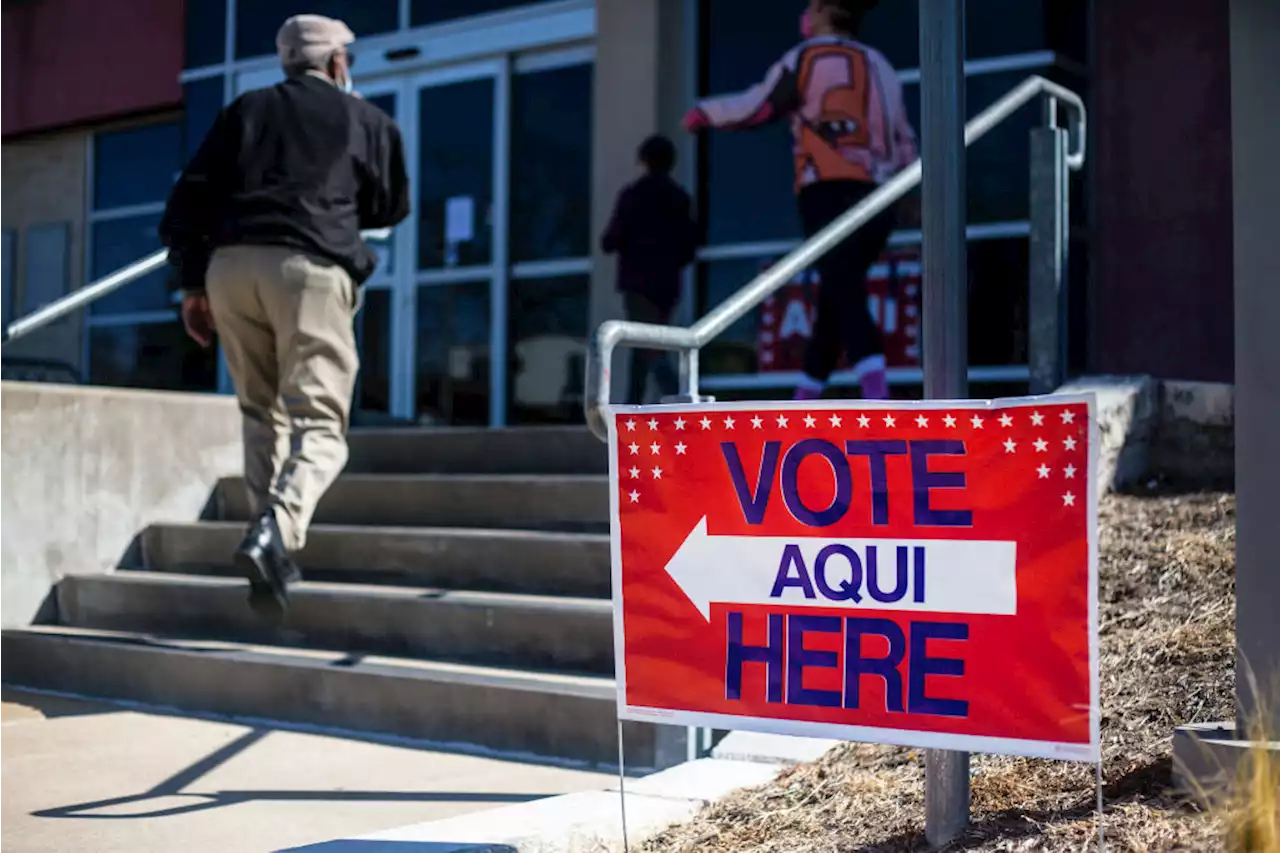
[{"x1": 181, "y1": 293, "x2": 215, "y2": 348}]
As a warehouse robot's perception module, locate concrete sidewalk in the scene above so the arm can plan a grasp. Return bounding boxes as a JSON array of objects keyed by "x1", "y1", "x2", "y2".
[{"x1": 1, "y1": 688, "x2": 610, "y2": 853}]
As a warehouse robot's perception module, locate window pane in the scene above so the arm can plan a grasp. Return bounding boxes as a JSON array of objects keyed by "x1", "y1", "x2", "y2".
[
  {"x1": 509, "y1": 275, "x2": 587, "y2": 424},
  {"x1": 89, "y1": 215, "x2": 171, "y2": 315},
  {"x1": 416, "y1": 281, "x2": 490, "y2": 425},
  {"x1": 704, "y1": 124, "x2": 800, "y2": 244},
  {"x1": 702, "y1": 0, "x2": 1060, "y2": 83},
  {"x1": 2, "y1": 229, "x2": 15, "y2": 328},
  {"x1": 93, "y1": 122, "x2": 182, "y2": 210},
  {"x1": 967, "y1": 238, "x2": 1030, "y2": 366},
  {"x1": 23, "y1": 223, "x2": 69, "y2": 313},
  {"x1": 698, "y1": 241, "x2": 1021, "y2": 376},
  {"x1": 699, "y1": 258, "x2": 767, "y2": 376},
  {"x1": 183, "y1": 77, "x2": 225, "y2": 164},
  {"x1": 417, "y1": 78, "x2": 494, "y2": 269},
  {"x1": 185, "y1": 0, "x2": 226, "y2": 68},
  {"x1": 411, "y1": 0, "x2": 535, "y2": 28},
  {"x1": 511, "y1": 63, "x2": 592, "y2": 262},
  {"x1": 235, "y1": 0, "x2": 398, "y2": 59},
  {"x1": 898, "y1": 69, "x2": 1076, "y2": 223},
  {"x1": 89, "y1": 321, "x2": 218, "y2": 391},
  {"x1": 354, "y1": 288, "x2": 392, "y2": 418}
]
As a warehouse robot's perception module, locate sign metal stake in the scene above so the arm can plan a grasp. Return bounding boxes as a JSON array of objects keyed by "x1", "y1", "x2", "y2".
[{"x1": 918, "y1": 0, "x2": 971, "y2": 845}]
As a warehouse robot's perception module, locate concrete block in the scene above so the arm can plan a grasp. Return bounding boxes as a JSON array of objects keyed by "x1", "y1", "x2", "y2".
[
  {"x1": 347, "y1": 427, "x2": 606, "y2": 476},
  {"x1": 140, "y1": 522, "x2": 612, "y2": 598},
  {"x1": 1, "y1": 626, "x2": 669, "y2": 768},
  {"x1": 1153, "y1": 381, "x2": 1234, "y2": 487},
  {"x1": 710, "y1": 730, "x2": 841, "y2": 765},
  {"x1": 0, "y1": 383, "x2": 241, "y2": 628},
  {"x1": 1173, "y1": 721, "x2": 1280, "y2": 800},
  {"x1": 1054, "y1": 375, "x2": 1157, "y2": 494},
  {"x1": 57, "y1": 573, "x2": 616, "y2": 675},
  {"x1": 217, "y1": 475, "x2": 611, "y2": 532}
]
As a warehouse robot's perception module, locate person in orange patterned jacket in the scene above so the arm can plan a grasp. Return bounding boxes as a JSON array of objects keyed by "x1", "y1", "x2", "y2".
[{"x1": 683, "y1": 0, "x2": 916, "y2": 400}]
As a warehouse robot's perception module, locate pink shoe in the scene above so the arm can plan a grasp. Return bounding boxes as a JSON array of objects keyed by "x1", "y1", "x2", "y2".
[{"x1": 860, "y1": 368, "x2": 889, "y2": 400}]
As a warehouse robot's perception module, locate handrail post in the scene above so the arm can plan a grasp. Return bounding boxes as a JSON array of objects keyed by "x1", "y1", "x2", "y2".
[
  {"x1": 919, "y1": 0, "x2": 971, "y2": 846},
  {"x1": 1028, "y1": 123, "x2": 1070, "y2": 394}
]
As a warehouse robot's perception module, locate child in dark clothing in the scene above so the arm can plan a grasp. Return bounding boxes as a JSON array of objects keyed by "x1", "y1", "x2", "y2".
[
  {"x1": 602, "y1": 135, "x2": 699, "y2": 404},
  {"x1": 683, "y1": 0, "x2": 916, "y2": 400}
]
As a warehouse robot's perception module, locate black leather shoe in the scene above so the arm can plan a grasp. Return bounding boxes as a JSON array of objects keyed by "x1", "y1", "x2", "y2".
[{"x1": 234, "y1": 511, "x2": 301, "y2": 616}]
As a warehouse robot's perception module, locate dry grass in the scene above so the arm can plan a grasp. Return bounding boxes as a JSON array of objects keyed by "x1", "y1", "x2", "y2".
[{"x1": 643, "y1": 491, "x2": 1239, "y2": 852}]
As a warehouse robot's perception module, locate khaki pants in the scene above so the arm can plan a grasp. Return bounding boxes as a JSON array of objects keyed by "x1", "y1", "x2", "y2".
[{"x1": 206, "y1": 245, "x2": 359, "y2": 552}]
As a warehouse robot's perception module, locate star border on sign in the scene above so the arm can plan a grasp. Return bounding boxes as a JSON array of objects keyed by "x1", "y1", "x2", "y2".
[
  {"x1": 700, "y1": 417, "x2": 712, "y2": 430},
  {"x1": 943, "y1": 414, "x2": 957, "y2": 428},
  {"x1": 803, "y1": 414, "x2": 817, "y2": 428}
]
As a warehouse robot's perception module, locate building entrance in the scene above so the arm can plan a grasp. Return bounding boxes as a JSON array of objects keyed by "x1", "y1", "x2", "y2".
[{"x1": 232, "y1": 6, "x2": 593, "y2": 426}]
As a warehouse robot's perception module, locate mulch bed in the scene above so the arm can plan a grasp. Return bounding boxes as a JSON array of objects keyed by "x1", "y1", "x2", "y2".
[{"x1": 642, "y1": 491, "x2": 1236, "y2": 852}]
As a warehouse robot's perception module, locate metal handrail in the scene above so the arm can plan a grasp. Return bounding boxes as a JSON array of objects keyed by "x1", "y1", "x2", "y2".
[
  {"x1": 0, "y1": 228, "x2": 395, "y2": 347},
  {"x1": 584, "y1": 74, "x2": 1086, "y2": 440},
  {"x1": 3, "y1": 250, "x2": 168, "y2": 345}
]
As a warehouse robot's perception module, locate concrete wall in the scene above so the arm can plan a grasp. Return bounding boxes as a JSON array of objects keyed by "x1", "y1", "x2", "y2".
[
  {"x1": 589, "y1": 0, "x2": 692, "y2": 402},
  {"x1": 1, "y1": 383, "x2": 242, "y2": 628},
  {"x1": 2, "y1": 128, "x2": 89, "y2": 374}
]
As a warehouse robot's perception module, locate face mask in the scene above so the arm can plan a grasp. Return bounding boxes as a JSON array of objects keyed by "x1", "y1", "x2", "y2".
[
  {"x1": 339, "y1": 73, "x2": 354, "y2": 95},
  {"x1": 800, "y1": 8, "x2": 814, "y2": 38}
]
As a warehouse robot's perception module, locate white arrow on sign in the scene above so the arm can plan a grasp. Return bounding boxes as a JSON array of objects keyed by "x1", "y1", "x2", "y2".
[{"x1": 664, "y1": 517, "x2": 1018, "y2": 622}]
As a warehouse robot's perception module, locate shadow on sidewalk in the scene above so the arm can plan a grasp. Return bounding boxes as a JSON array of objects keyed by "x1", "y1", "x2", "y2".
[{"x1": 30, "y1": 727, "x2": 548, "y2": 821}]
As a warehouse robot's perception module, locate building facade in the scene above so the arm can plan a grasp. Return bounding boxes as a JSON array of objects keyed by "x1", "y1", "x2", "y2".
[{"x1": 0, "y1": 0, "x2": 1237, "y2": 426}]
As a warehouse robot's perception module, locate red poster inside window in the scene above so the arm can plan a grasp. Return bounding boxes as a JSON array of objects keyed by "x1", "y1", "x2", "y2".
[
  {"x1": 608, "y1": 396, "x2": 1099, "y2": 761},
  {"x1": 756, "y1": 250, "x2": 921, "y2": 372}
]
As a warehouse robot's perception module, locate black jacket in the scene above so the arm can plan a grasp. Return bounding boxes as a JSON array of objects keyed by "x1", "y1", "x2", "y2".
[
  {"x1": 161, "y1": 74, "x2": 410, "y2": 290},
  {"x1": 601, "y1": 173, "x2": 698, "y2": 312}
]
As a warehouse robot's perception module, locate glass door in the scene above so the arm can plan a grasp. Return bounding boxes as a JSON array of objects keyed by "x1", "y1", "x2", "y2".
[
  {"x1": 351, "y1": 82, "x2": 400, "y2": 425},
  {"x1": 405, "y1": 59, "x2": 505, "y2": 426},
  {"x1": 506, "y1": 47, "x2": 594, "y2": 425}
]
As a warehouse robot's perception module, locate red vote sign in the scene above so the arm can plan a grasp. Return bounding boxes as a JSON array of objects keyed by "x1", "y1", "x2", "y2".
[{"x1": 608, "y1": 396, "x2": 1099, "y2": 761}]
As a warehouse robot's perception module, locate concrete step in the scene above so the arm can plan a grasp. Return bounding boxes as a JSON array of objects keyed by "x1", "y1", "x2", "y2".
[
  {"x1": 216, "y1": 474, "x2": 611, "y2": 531},
  {"x1": 57, "y1": 573, "x2": 615, "y2": 675},
  {"x1": 0, "y1": 625, "x2": 665, "y2": 767},
  {"x1": 140, "y1": 522, "x2": 611, "y2": 598},
  {"x1": 346, "y1": 426, "x2": 606, "y2": 475}
]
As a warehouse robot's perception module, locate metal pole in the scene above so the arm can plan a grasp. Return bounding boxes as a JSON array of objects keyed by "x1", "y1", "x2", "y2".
[
  {"x1": 1028, "y1": 124, "x2": 1070, "y2": 394},
  {"x1": 1229, "y1": 0, "x2": 1280, "y2": 739},
  {"x1": 919, "y1": 0, "x2": 970, "y2": 846}
]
